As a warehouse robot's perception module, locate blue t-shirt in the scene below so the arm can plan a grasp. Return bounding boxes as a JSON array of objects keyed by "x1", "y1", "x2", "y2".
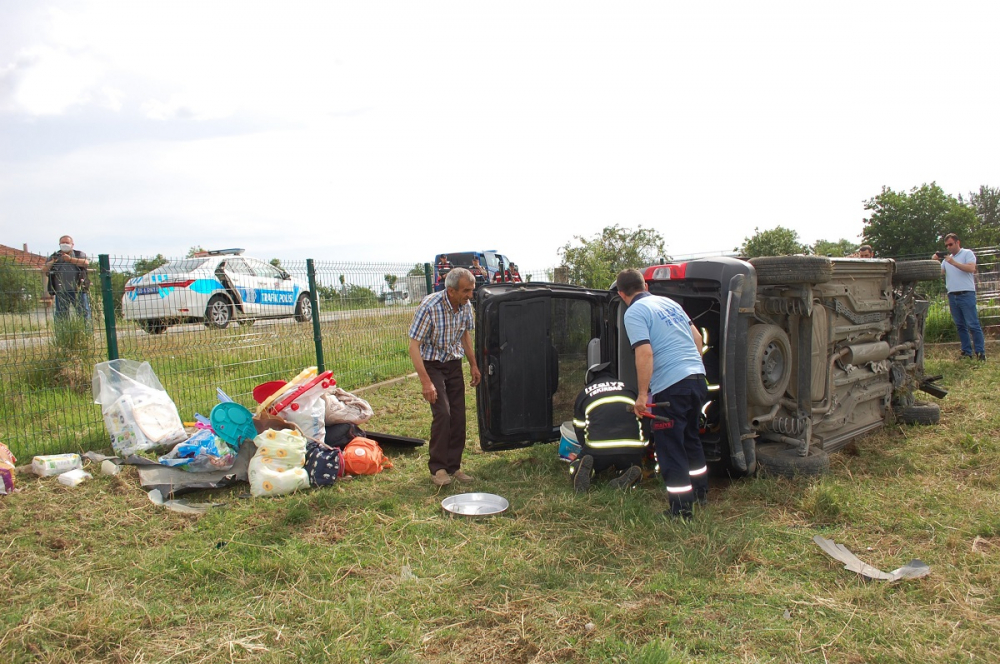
[
  {"x1": 623, "y1": 292, "x2": 705, "y2": 395},
  {"x1": 943, "y1": 247, "x2": 977, "y2": 293}
]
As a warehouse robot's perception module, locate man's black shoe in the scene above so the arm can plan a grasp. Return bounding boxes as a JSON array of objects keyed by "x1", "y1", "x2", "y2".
[
  {"x1": 977, "y1": 353, "x2": 987, "y2": 362},
  {"x1": 960, "y1": 353, "x2": 973, "y2": 360},
  {"x1": 695, "y1": 489, "x2": 709, "y2": 507},
  {"x1": 608, "y1": 465, "x2": 642, "y2": 490},
  {"x1": 663, "y1": 509, "x2": 693, "y2": 521},
  {"x1": 573, "y1": 455, "x2": 594, "y2": 493}
]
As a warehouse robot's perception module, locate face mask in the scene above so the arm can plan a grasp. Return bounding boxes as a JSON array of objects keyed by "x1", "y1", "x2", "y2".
[{"x1": 59, "y1": 243, "x2": 72, "y2": 252}]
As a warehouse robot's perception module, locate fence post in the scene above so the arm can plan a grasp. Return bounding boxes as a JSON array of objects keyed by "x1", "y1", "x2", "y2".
[
  {"x1": 307, "y1": 259, "x2": 324, "y2": 373},
  {"x1": 99, "y1": 254, "x2": 119, "y2": 361},
  {"x1": 424, "y1": 262, "x2": 433, "y2": 294}
]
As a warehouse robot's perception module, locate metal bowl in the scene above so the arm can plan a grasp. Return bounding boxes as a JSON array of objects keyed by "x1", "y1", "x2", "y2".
[{"x1": 441, "y1": 492, "x2": 509, "y2": 517}]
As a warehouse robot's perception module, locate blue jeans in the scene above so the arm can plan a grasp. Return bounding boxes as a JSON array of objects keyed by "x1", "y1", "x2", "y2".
[
  {"x1": 54, "y1": 290, "x2": 92, "y2": 322},
  {"x1": 948, "y1": 291, "x2": 984, "y2": 356}
]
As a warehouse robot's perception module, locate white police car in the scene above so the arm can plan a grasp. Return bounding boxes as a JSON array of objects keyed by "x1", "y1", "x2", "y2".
[{"x1": 121, "y1": 249, "x2": 313, "y2": 334}]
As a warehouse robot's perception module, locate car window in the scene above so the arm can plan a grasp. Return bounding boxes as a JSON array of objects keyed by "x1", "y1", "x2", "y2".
[
  {"x1": 223, "y1": 258, "x2": 254, "y2": 276},
  {"x1": 148, "y1": 258, "x2": 209, "y2": 275},
  {"x1": 248, "y1": 260, "x2": 284, "y2": 279},
  {"x1": 484, "y1": 252, "x2": 499, "y2": 270}
]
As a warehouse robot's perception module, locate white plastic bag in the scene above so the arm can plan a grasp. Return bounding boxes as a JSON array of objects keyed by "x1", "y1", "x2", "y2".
[
  {"x1": 275, "y1": 383, "x2": 328, "y2": 442},
  {"x1": 93, "y1": 359, "x2": 186, "y2": 456}
]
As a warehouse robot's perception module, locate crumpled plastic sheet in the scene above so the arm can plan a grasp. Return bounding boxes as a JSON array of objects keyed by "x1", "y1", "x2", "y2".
[
  {"x1": 148, "y1": 489, "x2": 225, "y2": 514},
  {"x1": 813, "y1": 535, "x2": 930, "y2": 581}
]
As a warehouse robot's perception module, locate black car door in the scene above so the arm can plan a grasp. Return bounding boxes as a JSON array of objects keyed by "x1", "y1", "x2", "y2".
[{"x1": 474, "y1": 282, "x2": 613, "y2": 451}]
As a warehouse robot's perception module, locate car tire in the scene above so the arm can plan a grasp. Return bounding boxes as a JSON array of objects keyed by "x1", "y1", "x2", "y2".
[
  {"x1": 746, "y1": 324, "x2": 793, "y2": 406},
  {"x1": 295, "y1": 293, "x2": 313, "y2": 322},
  {"x1": 139, "y1": 319, "x2": 168, "y2": 335},
  {"x1": 893, "y1": 260, "x2": 942, "y2": 285},
  {"x1": 205, "y1": 295, "x2": 233, "y2": 329},
  {"x1": 238, "y1": 317, "x2": 256, "y2": 327},
  {"x1": 897, "y1": 401, "x2": 941, "y2": 425},
  {"x1": 755, "y1": 442, "x2": 830, "y2": 478},
  {"x1": 749, "y1": 256, "x2": 833, "y2": 286}
]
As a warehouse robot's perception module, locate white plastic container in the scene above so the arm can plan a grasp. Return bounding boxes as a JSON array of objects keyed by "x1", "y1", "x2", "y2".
[
  {"x1": 57, "y1": 468, "x2": 92, "y2": 487},
  {"x1": 31, "y1": 453, "x2": 82, "y2": 477}
]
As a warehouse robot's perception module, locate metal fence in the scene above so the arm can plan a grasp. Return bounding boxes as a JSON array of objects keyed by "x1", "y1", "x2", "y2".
[{"x1": 0, "y1": 254, "x2": 432, "y2": 459}]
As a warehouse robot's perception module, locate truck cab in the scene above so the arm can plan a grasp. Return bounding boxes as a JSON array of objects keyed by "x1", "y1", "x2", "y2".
[{"x1": 473, "y1": 256, "x2": 945, "y2": 476}]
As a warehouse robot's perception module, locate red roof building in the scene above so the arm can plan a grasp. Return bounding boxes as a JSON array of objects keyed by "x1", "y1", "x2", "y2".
[{"x1": 0, "y1": 244, "x2": 48, "y2": 269}]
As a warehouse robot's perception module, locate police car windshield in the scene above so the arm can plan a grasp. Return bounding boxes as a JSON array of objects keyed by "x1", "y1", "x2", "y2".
[{"x1": 147, "y1": 258, "x2": 210, "y2": 275}]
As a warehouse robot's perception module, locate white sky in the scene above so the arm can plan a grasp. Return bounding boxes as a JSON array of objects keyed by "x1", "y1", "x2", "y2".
[{"x1": 1, "y1": 0, "x2": 998, "y2": 269}]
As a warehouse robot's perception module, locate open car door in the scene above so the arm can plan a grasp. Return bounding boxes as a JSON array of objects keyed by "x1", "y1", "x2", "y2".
[{"x1": 475, "y1": 282, "x2": 614, "y2": 451}]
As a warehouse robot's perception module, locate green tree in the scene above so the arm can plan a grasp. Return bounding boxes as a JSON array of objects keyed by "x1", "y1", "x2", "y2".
[
  {"x1": 269, "y1": 258, "x2": 282, "y2": 268},
  {"x1": 812, "y1": 238, "x2": 859, "y2": 257},
  {"x1": 862, "y1": 183, "x2": 976, "y2": 258},
  {"x1": 558, "y1": 224, "x2": 667, "y2": 289},
  {"x1": 964, "y1": 185, "x2": 1000, "y2": 246},
  {"x1": 0, "y1": 258, "x2": 42, "y2": 313},
  {"x1": 737, "y1": 226, "x2": 807, "y2": 258},
  {"x1": 132, "y1": 254, "x2": 168, "y2": 275},
  {"x1": 408, "y1": 263, "x2": 426, "y2": 276},
  {"x1": 186, "y1": 245, "x2": 205, "y2": 257},
  {"x1": 384, "y1": 274, "x2": 398, "y2": 291}
]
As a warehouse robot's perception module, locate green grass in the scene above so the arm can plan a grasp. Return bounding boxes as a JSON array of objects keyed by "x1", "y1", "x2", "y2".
[{"x1": 2, "y1": 344, "x2": 1000, "y2": 662}]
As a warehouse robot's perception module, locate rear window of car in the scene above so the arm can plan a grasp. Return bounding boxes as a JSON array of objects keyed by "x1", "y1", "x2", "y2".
[
  {"x1": 148, "y1": 258, "x2": 210, "y2": 274},
  {"x1": 445, "y1": 252, "x2": 478, "y2": 267}
]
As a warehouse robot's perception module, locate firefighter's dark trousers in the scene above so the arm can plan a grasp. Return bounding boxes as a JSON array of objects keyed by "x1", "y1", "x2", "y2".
[{"x1": 652, "y1": 375, "x2": 709, "y2": 517}]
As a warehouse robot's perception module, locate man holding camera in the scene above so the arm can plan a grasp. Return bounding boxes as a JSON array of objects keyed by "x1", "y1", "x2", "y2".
[
  {"x1": 935, "y1": 233, "x2": 985, "y2": 361},
  {"x1": 43, "y1": 235, "x2": 92, "y2": 323}
]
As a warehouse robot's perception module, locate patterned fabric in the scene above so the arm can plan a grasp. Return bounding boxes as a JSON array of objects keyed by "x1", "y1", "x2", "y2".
[
  {"x1": 305, "y1": 442, "x2": 344, "y2": 486},
  {"x1": 408, "y1": 290, "x2": 475, "y2": 362}
]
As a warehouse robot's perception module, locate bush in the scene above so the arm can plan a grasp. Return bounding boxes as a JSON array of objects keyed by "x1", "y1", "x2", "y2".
[
  {"x1": 0, "y1": 258, "x2": 43, "y2": 314},
  {"x1": 924, "y1": 301, "x2": 958, "y2": 342}
]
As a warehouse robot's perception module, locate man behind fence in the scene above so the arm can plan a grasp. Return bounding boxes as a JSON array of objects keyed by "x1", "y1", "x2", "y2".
[
  {"x1": 408, "y1": 268, "x2": 482, "y2": 486},
  {"x1": 935, "y1": 232, "x2": 985, "y2": 361},
  {"x1": 42, "y1": 235, "x2": 92, "y2": 323}
]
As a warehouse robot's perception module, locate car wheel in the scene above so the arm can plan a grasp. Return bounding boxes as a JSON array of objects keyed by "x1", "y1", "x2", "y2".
[
  {"x1": 755, "y1": 442, "x2": 830, "y2": 478},
  {"x1": 893, "y1": 260, "x2": 942, "y2": 285},
  {"x1": 139, "y1": 319, "x2": 168, "y2": 335},
  {"x1": 205, "y1": 295, "x2": 233, "y2": 329},
  {"x1": 896, "y1": 401, "x2": 941, "y2": 425},
  {"x1": 295, "y1": 293, "x2": 313, "y2": 322},
  {"x1": 746, "y1": 324, "x2": 793, "y2": 406},
  {"x1": 238, "y1": 317, "x2": 256, "y2": 327},
  {"x1": 749, "y1": 256, "x2": 833, "y2": 286}
]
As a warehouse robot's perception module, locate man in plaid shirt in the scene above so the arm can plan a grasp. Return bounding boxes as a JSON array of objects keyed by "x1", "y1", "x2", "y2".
[{"x1": 408, "y1": 268, "x2": 482, "y2": 486}]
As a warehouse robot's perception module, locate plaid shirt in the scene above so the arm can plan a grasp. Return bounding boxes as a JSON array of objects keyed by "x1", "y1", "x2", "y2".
[{"x1": 409, "y1": 290, "x2": 475, "y2": 362}]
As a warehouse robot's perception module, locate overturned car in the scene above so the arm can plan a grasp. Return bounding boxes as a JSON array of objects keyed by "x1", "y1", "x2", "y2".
[{"x1": 473, "y1": 256, "x2": 945, "y2": 477}]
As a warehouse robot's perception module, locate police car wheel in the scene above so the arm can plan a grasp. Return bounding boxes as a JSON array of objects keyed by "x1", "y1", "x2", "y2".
[
  {"x1": 295, "y1": 294, "x2": 313, "y2": 322},
  {"x1": 139, "y1": 319, "x2": 167, "y2": 335},
  {"x1": 205, "y1": 295, "x2": 232, "y2": 329},
  {"x1": 755, "y1": 442, "x2": 830, "y2": 478}
]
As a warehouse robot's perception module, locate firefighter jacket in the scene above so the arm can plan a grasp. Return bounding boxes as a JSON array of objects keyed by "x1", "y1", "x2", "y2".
[{"x1": 572, "y1": 375, "x2": 647, "y2": 456}]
